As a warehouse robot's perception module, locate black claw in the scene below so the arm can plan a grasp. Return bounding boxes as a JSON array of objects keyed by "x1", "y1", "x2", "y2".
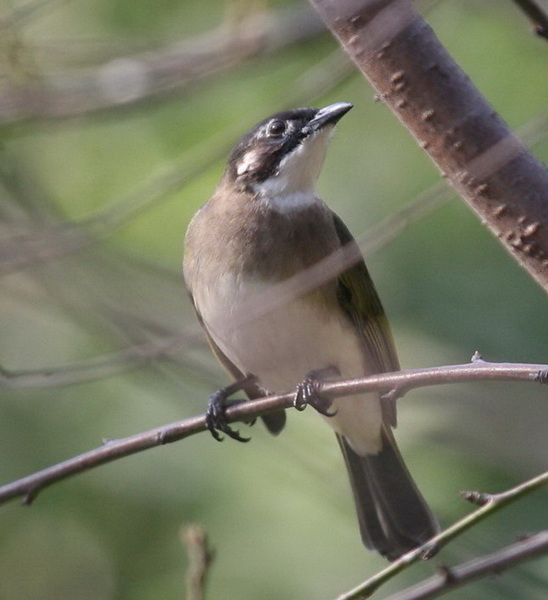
[
  {"x1": 293, "y1": 367, "x2": 339, "y2": 417},
  {"x1": 206, "y1": 388, "x2": 251, "y2": 443},
  {"x1": 293, "y1": 383, "x2": 309, "y2": 412}
]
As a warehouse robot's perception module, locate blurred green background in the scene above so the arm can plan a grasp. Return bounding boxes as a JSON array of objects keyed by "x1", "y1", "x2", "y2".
[{"x1": 1, "y1": 0, "x2": 547, "y2": 598}]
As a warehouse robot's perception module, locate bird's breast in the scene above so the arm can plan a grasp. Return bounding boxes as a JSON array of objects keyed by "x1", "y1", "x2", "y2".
[
  {"x1": 195, "y1": 272, "x2": 383, "y2": 454},
  {"x1": 195, "y1": 273, "x2": 345, "y2": 388},
  {"x1": 184, "y1": 197, "x2": 384, "y2": 454}
]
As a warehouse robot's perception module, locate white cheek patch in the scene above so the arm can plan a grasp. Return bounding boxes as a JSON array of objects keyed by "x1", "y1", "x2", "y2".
[{"x1": 237, "y1": 150, "x2": 260, "y2": 176}]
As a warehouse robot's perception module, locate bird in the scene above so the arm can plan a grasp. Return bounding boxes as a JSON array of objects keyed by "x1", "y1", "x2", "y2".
[{"x1": 183, "y1": 102, "x2": 439, "y2": 560}]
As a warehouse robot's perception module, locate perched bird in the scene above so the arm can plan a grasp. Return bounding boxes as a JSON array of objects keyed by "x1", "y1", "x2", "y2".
[{"x1": 183, "y1": 102, "x2": 439, "y2": 559}]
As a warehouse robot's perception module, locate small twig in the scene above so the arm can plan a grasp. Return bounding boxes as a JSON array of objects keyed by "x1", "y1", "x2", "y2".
[
  {"x1": 182, "y1": 525, "x2": 214, "y2": 600},
  {"x1": 334, "y1": 472, "x2": 548, "y2": 600},
  {"x1": 0, "y1": 331, "x2": 199, "y2": 389},
  {"x1": 461, "y1": 469, "x2": 548, "y2": 509},
  {"x1": 0, "y1": 359, "x2": 545, "y2": 506},
  {"x1": 0, "y1": 4, "x2": 325, "y2": 124},
  {"x1": 0, "y1": 0, "x2": 71, "y2": 30},
  {"x1": 381, "y1": 531, "x2": 548, "y2": 600},
  {"x1": 512, "y1": 0, "x2": 548, "y2": 39}
]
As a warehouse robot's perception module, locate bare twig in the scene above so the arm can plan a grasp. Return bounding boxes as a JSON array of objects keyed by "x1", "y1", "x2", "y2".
[
  {"x1": 0, "y1": 0, "x2": 439, "y2": 38},
  {"x1": 512, "y1": 0, "x2": 548, "y2": 39},
  {"x1": 0, "y1": 359, "x2": 545, "y2": 506},
  {"x1": 334, "y1": 472, "x2": 548, "y2": 600},
  {"x1": 0, "y1": 330, "x2": 203, "y2": 389},
  {"x1": 381, "y1": 531, "x2": 548, "y2": 600},
  {"x1": 0, "y1": 0, "x2": 74, "y2": 30},
  {"x1": 182, "y1": 525, "x2": 214, "y2": 600},
  {"x1": 308, "y1": 0, "x2": 548, "y2": 291},
  {"x1": 0, "y1": 4, "x2": 325, "y2": 123}
]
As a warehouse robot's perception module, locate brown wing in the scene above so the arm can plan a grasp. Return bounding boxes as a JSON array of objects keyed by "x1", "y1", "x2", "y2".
[{"x1": 332, "y1": 213, "x2": 399, "y2": 426}]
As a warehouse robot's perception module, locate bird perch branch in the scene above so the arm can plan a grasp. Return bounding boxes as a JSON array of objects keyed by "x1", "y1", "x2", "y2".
[{"x1": 0, "y1": 358, "x2": 545, "y2": 506}]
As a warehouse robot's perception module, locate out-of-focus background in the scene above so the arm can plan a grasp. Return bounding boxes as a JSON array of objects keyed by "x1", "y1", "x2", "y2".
[{"x1": 1, "y1": 1, "x2": 547, "y2": 598}]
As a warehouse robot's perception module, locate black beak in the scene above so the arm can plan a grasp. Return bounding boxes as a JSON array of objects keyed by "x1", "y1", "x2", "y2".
[{"x1": 304, "y1": 102, "x2": 353, "y2": 135}]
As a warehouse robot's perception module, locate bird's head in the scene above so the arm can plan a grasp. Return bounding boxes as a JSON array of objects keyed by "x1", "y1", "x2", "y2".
[{"x1": 225, "y1": 102, "x2": 353, "y2": 208}]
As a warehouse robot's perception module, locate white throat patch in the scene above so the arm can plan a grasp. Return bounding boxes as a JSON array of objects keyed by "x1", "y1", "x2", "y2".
[{"x1": 254, "y1": 126, "x2": 334, "y2": 212}]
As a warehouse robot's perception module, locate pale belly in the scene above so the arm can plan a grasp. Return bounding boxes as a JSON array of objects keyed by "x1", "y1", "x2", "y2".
[{"x1": 196, "y1": 274, "x2": 383, "y2": 454}]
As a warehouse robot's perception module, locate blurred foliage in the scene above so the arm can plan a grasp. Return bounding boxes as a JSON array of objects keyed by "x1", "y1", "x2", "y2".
[{"x1": 0, "y1": 0, "x2": 547, "y2": 599}]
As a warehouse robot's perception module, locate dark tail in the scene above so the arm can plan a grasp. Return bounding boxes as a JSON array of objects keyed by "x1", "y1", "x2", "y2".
[{"x1": 337, "y1": 429, "x2": 439, "y2": 560}]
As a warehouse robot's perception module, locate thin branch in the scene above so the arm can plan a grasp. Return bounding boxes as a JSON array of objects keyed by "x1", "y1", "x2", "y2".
[
  {"x1": 0, "y1": 330, "x2": 203, "y2": 389},
  {"x1": 334, "y1": 472, "x2": 548, "y2": 600},
  {"x1": 0, "y1": 0, "x2": 74, "y2": 30},
  {"x1": 381, "y1": 531, "x2": 548, "y2": 600},
  {"x1": 0, "y1": 4, "x2": 325, "y2": 124},
  {"x1": 182, "y1": 525, "x2": 214, "y2": 600},
  {"x1": 319, "y1": 356, "x2": 548, "y2": 402},
  {"x1": 0, "y1": 359, "x2": 545, "y2": 506},
  {"x1": 512, "y1": 0, "x2": 548, "y2": 39}
]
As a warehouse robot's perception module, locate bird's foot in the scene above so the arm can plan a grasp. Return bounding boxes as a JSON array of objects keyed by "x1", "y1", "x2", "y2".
[
  {"x1": 294, "y1": 367, "x2": 340, "y2": 417},
  {"x1": 206, "y1": 376, "x2": 257, "y2": 442}
]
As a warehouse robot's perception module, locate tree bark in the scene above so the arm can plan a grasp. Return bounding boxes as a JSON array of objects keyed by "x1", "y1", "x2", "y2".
[{"x1": 308, "y1": 0, "x2": 548, "y2": 291}]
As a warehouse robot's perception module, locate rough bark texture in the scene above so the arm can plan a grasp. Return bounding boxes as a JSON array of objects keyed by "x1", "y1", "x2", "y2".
[{"x1": 309, "y1": 0, "x2": 548, "y2": 291}]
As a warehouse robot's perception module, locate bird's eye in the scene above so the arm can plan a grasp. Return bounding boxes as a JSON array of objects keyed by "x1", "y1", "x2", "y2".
[{"x1": 267, "y1": 119, "x2": 287, "y2": 137}]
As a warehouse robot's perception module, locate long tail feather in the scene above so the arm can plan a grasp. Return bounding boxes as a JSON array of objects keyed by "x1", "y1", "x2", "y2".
[{"x1": 337, "y1": 429, "x2": 439, "y2": 560}]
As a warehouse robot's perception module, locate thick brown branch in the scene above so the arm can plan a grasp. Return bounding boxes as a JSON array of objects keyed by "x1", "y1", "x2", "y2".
[
  {"x1": 0, "y1": 359, "x2": 545, "y2": 506},
  {"x1": 308, "y1": 0, "x2": 548, "y2": 291}
]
